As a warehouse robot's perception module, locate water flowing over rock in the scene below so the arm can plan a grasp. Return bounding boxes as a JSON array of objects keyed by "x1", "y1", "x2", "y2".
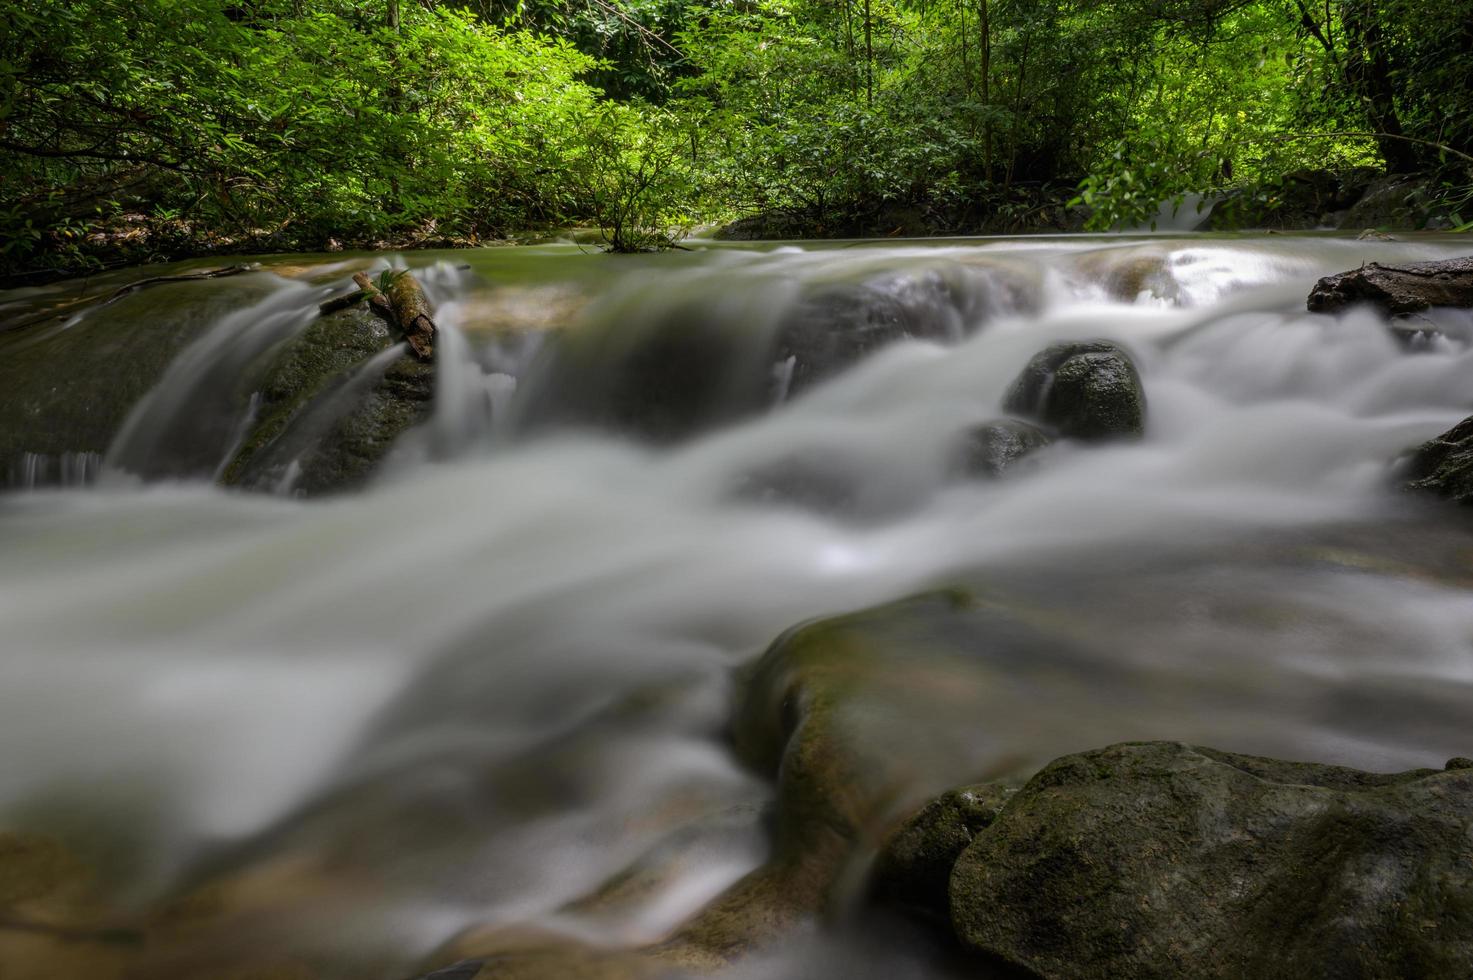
[
  {"x1": 515, "y1": 260, "x2": 1030, "y2": 442},
  {"x1": 1002, "y1": 341, "x2": 1146, "y2": 440},
  {"x1": 0, "y1": 271, "x2": 279, "y2": 489},
  {"x1": 5, "y1": 237, "x2": 1473, "y2": 980},
  {"x1": 949, "y1": 741, "x2": 1473, "y2": 980},
  {"x1": 222, "y1": 305, "x2": 434, "y2": 494},
  {"x1": 951, "y1": 419, "x2": 1052, "y2": 479}
]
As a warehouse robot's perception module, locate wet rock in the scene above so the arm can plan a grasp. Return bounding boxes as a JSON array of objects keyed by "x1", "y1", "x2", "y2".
[
  {"x1": 952, "y1": 419, "x2": 1052, "y2": 478},
  {"x1": 223, "y1": 306, "x2": 434, "y2": 495},
  {"x1": 1003, "y1": 341, "x2": 1145, "y2": 440},
  {"x1": 870, "y1": 781, "x2": 1015, "y2": 920},
  {"x1": 950, "y1": 741, "x2": 1473, "y2": 980},
  {"x1": 520, "y1": 268, "x2": 1021, "y2": 443},
  {"x1": 0, "y1": 274, "x2": 275, "y2": 489},
  {"x1": 1307, "y1": 256, "x2": 1473, "y2": 316},
  {"x1": 771, "y1": 277, "x2": 961, "y2": 399},
  {"x1": 728, "y1": 588, "x2": 1073, "y2": 909},
  {"x1": 1403, "y1": 415, "x2": 1473, "y2": 505}
]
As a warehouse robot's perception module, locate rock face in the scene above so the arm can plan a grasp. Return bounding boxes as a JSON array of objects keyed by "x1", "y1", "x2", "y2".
[
  {"x1": 950, "y1": 741, "x2": 1473, "y2": 980},
  {"x1": 1308, "y1": 256, "x2": 1473, "y2": 316},
  {"x1": 1206, "y1": 168, "x2": 1377, "y2": 231},
  {"x1": 1003, "y1": 341, "x2": 1145, "y2": 441},
  {"x1": 1404, "y1": 415, "x2": 1473, "y2": 505}
]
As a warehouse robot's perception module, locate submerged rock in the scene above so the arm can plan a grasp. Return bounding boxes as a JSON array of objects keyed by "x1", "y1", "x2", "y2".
[
  {"x1": 0, "y1": 832, "x2": 138, "y2": 979},
  {"x1": 1003, "y1": 341, "x2": 1145, "y2": 440},
  {"x1": 1308, "y1": 256, "x2": 1473, "y2": 316},
  {"x1": 772, "y1": 273, "x2": 986, "y2": 400},
  {"x1": 950, "y1": 741, "x2": 1473, "y2": 980},
  {"x1": 951, "y1": 418, "x2": 1052, "y2": 478},
  {"x1": 520, "y1": 267, "x2": 1025, "y2": 443},
  {"x1": 1404, "y1": 415, "x2": 1473, "y2": 505}
]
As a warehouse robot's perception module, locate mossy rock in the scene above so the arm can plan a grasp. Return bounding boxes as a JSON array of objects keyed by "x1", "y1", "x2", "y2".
[
  {"x1": 870, "y1": 781, "x2": 1016, "y2": 920},
  {"x1": 1003, "y1": 340, "x2": 1145, "y2": 441},
  {"x1": 222, "y1": 306, "x2": 433, "y2": 495},
  {"x1": 950, "y1": 741, "x2": 1473, "y2": 980}
]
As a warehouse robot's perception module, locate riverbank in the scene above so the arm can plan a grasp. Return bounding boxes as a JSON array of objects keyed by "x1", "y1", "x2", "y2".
[
  {"x1": 8, "y1": 167, "x2": 1465, "y2": 291},
  {"x1": 717, "y1": 168, "x2": 1471, "y2": 241}
]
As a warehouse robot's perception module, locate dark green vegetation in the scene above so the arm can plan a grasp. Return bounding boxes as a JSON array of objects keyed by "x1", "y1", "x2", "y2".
[{"x1": 3, "y1": 0, "x2": 1472, "y2": 280}]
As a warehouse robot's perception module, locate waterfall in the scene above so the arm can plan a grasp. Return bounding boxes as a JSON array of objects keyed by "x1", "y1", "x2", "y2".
[{"x1": 2, "y1": 235, "x2": 1471, "y2": 977}]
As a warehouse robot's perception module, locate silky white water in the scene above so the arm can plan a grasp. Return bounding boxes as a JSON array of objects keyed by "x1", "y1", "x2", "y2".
[{"x1": 1, "y1": 235, "x2": 1471, "y2": 977}]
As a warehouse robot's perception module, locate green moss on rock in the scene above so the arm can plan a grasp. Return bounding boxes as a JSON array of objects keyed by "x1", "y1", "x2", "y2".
[
  {"x1": 1003, "y1": 341, "x2": 1145, "y2": 441},
  {"x1": 950, "y1": 741, "x2": 1473, "y2": 980}
]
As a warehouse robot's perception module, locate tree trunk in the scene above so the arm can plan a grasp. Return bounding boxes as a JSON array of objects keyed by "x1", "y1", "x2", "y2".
[
  {"x1": 1340, "y1": 0, "x2": 1417, "y2": 173},
  {"x1": 980, "y1": 0, "x2": 991, "y2": 180},
  {"x1": 864, "y1": 0, "x2": 873, "y2": 105}
]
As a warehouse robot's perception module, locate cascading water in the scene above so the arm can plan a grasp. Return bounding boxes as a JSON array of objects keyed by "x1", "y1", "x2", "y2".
[{"x1": 1, "y1": 235, "x2": 1471, "y2": 979}]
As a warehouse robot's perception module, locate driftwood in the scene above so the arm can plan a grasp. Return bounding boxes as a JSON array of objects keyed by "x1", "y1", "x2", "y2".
[
  {"x1": 346, "y1": 270, "x2": 436, "y2": 360},
  {"x1": 1308, "y1": 256, "x2": 1473, "y2": 316},
  {"x1": 317, "y1": 290, "x2": 368, "y2": 316}
]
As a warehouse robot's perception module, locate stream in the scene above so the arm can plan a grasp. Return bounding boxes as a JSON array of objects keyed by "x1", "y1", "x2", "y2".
[{"x1": 2, "y1": 234, "x2": 1472, "y2": 978}]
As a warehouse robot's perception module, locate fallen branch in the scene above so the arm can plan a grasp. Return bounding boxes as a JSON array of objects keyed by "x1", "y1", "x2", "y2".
[
  {"x1": 317, "y1": 289, "x2": 368, "y2": 315},
  {"x1": 351, "y1": 270, "x2": 436, "y2": 360},
  {"x1": 94, "y1": 263, "x2": 260, "y2": 307},
  {"x1": 3, "y1": 263, "x2": 259, "y2": 334}
]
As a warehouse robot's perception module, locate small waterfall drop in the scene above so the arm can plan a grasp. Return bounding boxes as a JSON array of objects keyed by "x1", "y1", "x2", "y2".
[{"x1": 102, "y1": 276, "x2": 320, "y2": 481}]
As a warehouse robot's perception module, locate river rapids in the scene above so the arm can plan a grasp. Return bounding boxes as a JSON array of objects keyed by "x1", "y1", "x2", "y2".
[{"x1": 1, "y1": 234, "x2": 1472, "y2": 978}]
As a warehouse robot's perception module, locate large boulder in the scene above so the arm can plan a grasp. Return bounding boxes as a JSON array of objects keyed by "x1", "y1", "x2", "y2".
[
  {"x1": 1206, "y1": 169, "x2": 1377, "y2": 231},
  {"x1": 950, "y1": 741, "x2": 1473, "y2": 980},
  {"x1": 1404, "y1": 415, "x2": 1473, "y2": 505},
  {"x1": 1003, "y1": 341, "x2": 1145, "y2": 440},
  {"x1": 1308, "y1": 256, "x2": 1473, "y2": 316}
]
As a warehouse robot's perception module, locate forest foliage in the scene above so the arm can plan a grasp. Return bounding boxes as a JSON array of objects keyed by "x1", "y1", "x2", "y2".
[{"x1": 1, "y1": 0, "x2": 1470, "y2": 274}]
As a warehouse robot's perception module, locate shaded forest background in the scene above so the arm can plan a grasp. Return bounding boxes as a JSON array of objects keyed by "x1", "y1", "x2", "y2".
[{"x1": 2, "y1": 0, "x2": 1471, "y2": 278}]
